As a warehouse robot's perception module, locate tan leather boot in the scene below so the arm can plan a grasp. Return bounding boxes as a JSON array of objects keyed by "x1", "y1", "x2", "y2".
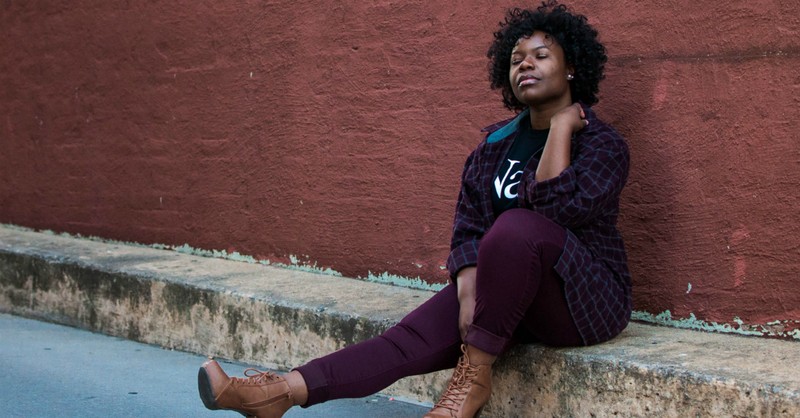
[
  {"x1": 198, "y1": 359, "x2": 293, "y2": 418},
  {"x1": 424, "y1": 345, "x2": 492, "y2": 418}
]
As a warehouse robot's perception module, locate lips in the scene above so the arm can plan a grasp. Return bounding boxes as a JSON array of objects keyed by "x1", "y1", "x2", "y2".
[{"x1": 517, "y1": 74, "x2": 540, "y2": 87}]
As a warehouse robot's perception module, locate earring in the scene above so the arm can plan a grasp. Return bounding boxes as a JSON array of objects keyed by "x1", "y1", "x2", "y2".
[{"x1": 567, "y1": 74, "x2": 574, "y2": 80}]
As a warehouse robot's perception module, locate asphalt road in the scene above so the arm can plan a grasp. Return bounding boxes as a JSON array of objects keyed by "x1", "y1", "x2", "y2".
[{"x1": 0, "y1": 313, "x2": 429, "y2": 417}]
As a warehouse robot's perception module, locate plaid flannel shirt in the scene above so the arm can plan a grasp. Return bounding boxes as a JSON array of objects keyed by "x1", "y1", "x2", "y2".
[{"x1": 446, "y1": 106, "x2": 632, "y2": 345}]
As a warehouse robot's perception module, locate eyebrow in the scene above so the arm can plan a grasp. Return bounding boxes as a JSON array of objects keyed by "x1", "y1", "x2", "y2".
[{"x1": 511, "y1": 45, "x2": 550, "y2": 54}]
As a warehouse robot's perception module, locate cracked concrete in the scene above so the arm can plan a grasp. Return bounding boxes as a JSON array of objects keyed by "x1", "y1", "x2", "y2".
[{"x1": 1, "y1": 225, "x2": 798, "y2": 417}]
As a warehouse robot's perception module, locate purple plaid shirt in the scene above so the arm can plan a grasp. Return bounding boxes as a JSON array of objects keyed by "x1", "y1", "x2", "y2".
[{"x1": 446, "y1": 106, "x2": 632, "y2": 346}]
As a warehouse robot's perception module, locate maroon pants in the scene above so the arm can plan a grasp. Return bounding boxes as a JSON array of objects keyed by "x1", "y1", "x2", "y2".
[{"x1": 295, "y1": 209, "x2": 582, "y2": 406}]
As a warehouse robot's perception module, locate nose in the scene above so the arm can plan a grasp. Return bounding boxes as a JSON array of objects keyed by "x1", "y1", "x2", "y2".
[{"x1": 519, "y1": 56, "x2": 535, "y2": 71}]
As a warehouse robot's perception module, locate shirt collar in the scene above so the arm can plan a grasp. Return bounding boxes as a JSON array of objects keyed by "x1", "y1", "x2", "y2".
[{"x1": 483, "y1": 109, "x2": 529, "y2": 144}]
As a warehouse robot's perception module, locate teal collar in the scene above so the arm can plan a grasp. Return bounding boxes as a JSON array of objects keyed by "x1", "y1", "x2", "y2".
[{"x1": 486, "y1": 108, "x2": 529, "y2": 144}]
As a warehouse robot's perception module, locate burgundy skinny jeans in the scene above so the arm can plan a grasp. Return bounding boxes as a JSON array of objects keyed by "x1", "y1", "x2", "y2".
[{"x1": 294, "y1": 209, "x2": 582, "y2": 406}]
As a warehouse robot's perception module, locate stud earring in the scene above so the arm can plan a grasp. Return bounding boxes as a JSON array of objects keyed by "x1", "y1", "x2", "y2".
[{"x1": 567, "y1": 74, "x2": 574, "y2": 80}]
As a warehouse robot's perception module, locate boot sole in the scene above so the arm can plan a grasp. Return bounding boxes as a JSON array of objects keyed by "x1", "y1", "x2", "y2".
[
  {"x1": 197, "y1": 366, "x2": 220, "y2": 411},
  {"x1": 199, "y1": 365, "x2": 256, "y2": 417}
]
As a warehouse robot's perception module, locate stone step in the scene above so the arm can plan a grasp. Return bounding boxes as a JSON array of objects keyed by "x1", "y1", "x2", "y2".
[{"x1": 1, "y1": 225, "x2": 798, "y2": 417}]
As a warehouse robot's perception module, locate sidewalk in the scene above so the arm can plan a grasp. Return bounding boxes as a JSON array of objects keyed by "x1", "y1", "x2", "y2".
[
  {"x1": 0, "y1": 313, "x2": 428, "y2": 417},
  {"x1": 1, "y1": 225, "x2": 799, "y2": 417}
]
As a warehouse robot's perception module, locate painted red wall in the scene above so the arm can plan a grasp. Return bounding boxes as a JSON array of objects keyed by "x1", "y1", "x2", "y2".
[{"x1": 1, "y1": 1, "x2": 798, "y2": 336}]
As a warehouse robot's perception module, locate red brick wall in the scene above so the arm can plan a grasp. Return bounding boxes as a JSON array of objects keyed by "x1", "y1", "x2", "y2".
[{"x1": 1, "y1": 1, "x2": 798, "y2": 334}]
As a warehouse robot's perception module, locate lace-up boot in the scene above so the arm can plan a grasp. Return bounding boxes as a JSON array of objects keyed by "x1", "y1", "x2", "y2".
[
  {"x1": 198, "y1": 359, "x2": 293, "y2": 418},
  {"x1": 424, "y1": 345, "x2": 493, "y2": 418}
]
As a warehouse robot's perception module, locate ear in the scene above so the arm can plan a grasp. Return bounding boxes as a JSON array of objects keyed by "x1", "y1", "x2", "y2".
[{"x1": 566, "y1": 64, "x2": 575, "y2": 78}]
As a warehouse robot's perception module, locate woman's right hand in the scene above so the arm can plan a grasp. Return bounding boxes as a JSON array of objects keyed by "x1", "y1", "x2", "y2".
[{"x1": 456, "y1": 267, "x2": 478, "y2": 342}]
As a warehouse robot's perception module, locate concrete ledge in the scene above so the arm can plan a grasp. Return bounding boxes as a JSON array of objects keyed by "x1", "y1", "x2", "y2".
[{"x1": 1, "y1": 226, "x2": 798, "y2": 417}]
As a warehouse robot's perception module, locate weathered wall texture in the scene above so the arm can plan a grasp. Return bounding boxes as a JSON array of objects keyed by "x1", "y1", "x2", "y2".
[{"x1": 1, "y1": 1, "x2": 798, "y2": 335}]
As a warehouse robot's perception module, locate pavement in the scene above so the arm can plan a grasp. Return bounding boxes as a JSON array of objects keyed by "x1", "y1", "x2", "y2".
[{"x1": 0, "y1": 313, "x2": 429, "y2": 418}]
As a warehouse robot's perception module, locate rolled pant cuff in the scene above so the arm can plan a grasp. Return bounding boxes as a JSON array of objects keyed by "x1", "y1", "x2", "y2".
[
  {"x1": 464, "y1": 323, "x2": 508, "y2": 356},
  {"x1": 293, "y1": 360, "x2": 329, "y2": 407}
]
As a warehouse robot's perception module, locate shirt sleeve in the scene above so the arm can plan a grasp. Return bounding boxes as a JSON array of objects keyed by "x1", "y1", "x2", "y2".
[
  {"x1": 520, "y1": 129, "x2": 629, "y2": 230},
  {"x1": 446, "y1": 149, "x2": 488, "y2": 281}
]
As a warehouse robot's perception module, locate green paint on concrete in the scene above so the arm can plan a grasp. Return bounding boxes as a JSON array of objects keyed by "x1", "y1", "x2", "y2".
[
  {"x1": 170, "y1": 244, "x2": 264, "y2": 265},
  {"x1": 361, "y1": 271, "x2": 445, "y2": 292},
  {"x1": 273, "y1": 258, "x2": 343, "y2": 277},
  {"x1": 632, "y1": 310, "x2": 800, "y2": 340},
  {"x1": 0, "y1": 223, "x2": 342, "y2": 277},
  {"x1": 164, "y1": 244, "x2": 343, "y2": 276}
]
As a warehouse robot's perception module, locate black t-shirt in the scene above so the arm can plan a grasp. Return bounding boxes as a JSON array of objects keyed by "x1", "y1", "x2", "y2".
[{"x1": 491, "y1": 122, "x2": 549, "y2": 216}]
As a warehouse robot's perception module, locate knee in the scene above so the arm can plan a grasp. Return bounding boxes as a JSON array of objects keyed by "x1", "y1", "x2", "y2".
[
  {"x1": 481, "y1": 209, "x2": 552, "y2": 248},
  {"x1": 480, "y1": 209, "x2": 560, "y2": 255}
]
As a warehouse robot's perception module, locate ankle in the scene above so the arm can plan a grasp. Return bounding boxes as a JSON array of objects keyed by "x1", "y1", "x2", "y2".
[
  {"x1": 465, "y1": 345, "x2": 496, "y2": 366},
  {"x1": 284, "y1": 371, "x2": 309, "y2": 406}
]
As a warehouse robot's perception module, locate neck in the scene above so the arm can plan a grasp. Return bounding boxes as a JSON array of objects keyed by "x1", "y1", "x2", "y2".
[{"x1": 527, "y1": 96, "x2": 574, "y2": 130}]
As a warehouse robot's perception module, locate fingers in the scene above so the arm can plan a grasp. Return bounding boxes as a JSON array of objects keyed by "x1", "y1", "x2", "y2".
[
  {"x1": 458, "y1": 302, "x2": 475, "y2": 342},
  {"x1": 459, "y1": 318, "x2": 469, "y2": 341},
  {"x1": 576, "y1": 103, "x2": 588, "y2": 126},
  {"x1": 574, "y1": 102, "x2": 585, "y2": 118},
  {"x1": 551, "y1": 103, "x2": 588, "y2": 131}
]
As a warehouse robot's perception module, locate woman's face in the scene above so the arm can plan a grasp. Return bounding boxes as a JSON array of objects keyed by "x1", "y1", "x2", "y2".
[{"x1": 509, "y1": 31, "x2": 573, "y2": 108}]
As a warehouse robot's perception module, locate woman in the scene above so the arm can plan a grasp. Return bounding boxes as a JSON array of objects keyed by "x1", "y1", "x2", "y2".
[{"x1": 198, "y1": 2, "x2": 631, "y2": 417}]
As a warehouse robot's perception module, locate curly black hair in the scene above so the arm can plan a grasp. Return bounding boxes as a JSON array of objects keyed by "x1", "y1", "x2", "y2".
[{"x1": 487, "y1": 1, "x2": 607, "y2": 111}]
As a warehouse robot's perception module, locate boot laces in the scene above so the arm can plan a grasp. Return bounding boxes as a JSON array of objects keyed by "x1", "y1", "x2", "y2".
[
  {"x1": 231, "y1": 368, "x2": 282, "y2": 386},
  {"x1": 433, "y1": 356, "x2": 480, "y2": 412}
]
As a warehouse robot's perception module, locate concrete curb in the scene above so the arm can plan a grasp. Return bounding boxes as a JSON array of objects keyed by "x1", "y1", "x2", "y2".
[{"x1": 1, "y1": 226, "x2": 798, "y2": 417}]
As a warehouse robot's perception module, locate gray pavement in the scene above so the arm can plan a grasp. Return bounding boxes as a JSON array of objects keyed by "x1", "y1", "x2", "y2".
[{"x1": 0, "y1": 313, "x2": 429, "y2": 417}]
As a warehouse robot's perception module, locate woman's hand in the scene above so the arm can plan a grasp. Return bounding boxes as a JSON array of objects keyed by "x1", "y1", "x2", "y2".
[
  {"x1": 550, "y1": 102, "x2": 588, "y2": 134},
  {"x1": 456, "y1": 267, "x2": 478, "y2": 342}
]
